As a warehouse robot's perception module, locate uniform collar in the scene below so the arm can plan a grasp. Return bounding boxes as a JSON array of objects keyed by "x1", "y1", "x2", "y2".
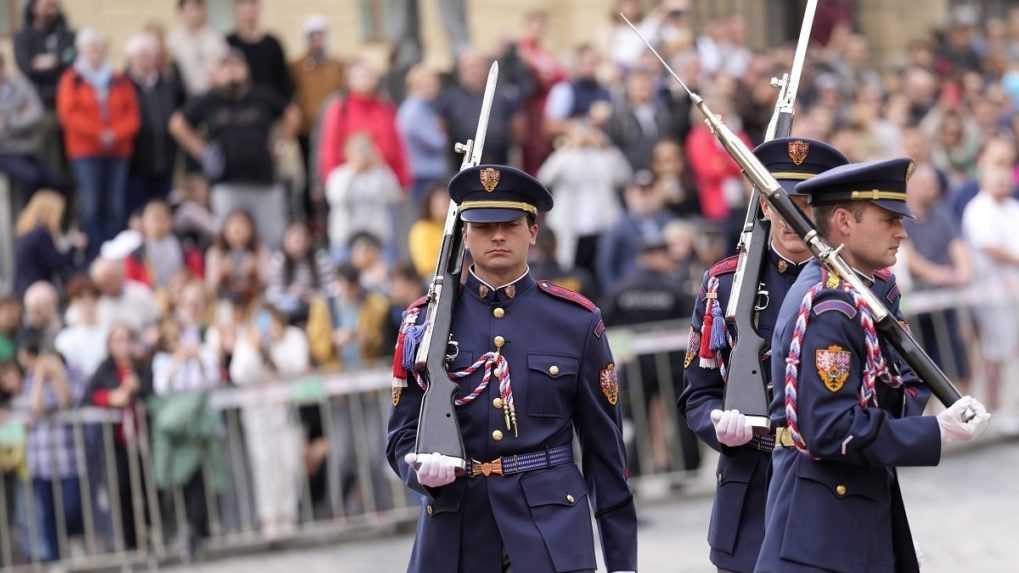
[
  {"x1": 767, "y1": 242, "x2": 810, "y2": 274},
  {"x1": 465, "y1": 266, "x2": 536, "y2": 304},
  {"x1": 852, "y1": 266, "x2": 876, "y2": 286}
]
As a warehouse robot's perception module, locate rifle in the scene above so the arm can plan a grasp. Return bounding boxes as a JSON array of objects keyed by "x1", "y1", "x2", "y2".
[
  {"x1": 621, "y1": 16, "x2": 968, "y2": 415},
  {"x1": 412, "y1": 62, "x2": 500, "y2": 470},
  {"x1": 723, "y1": 0, "x2": 819, "y2": 429}
]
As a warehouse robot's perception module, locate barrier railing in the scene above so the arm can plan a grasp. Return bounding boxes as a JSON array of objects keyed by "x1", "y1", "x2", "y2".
[{"x1": 0, "y1": 285, "x2": 1011, "y2": 570}]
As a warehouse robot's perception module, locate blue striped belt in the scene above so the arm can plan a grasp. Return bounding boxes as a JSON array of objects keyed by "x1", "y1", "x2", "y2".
[{"x1": 466, "y1": 444, "x2": 574, "y2": 478}]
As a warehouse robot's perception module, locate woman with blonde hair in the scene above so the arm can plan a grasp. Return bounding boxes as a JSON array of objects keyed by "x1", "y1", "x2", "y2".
[{"x1": 13, "y1": 190, "x2": 86, "y2": 295}]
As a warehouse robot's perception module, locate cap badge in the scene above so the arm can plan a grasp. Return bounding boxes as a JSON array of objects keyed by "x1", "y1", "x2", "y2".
[
  {"x1": 788, "y1": 140, "x2": 810, "y2": 166},
  {"x1": 480, "y1": 167, "x2": 501, "y2": 193}
]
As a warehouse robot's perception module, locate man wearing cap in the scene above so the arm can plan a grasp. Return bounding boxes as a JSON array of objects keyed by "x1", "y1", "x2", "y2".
[
  {"x1": 755, "y1": 158, "x2": 991, "y2": 573},
  {"x1": 679, "y1": 137, "x2": 850, "y2": 573},
  {"x1": 386, "y1": 164, "x2": 637, "y2": 573},
  {"x1": 290, "y1": 15, "x2": 344, "y2": 176}
]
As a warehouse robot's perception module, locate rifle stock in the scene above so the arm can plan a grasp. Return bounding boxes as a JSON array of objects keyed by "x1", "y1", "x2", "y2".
[{"x1": 722, "y1": 215, "x2": 771, "y2": 427}]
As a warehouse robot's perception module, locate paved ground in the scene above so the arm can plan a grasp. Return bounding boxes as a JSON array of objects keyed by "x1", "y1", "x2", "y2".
[{"x1": 169, "y1": 439, "x2": 1019, "y2": 573}]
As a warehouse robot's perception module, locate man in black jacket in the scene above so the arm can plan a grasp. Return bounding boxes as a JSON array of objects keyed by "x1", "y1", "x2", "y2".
[
  {"x1": 125, "y1": 32, "x2": 186, "y2": 216},
  {"x1": 13, "y1": 0, "x2": 75, "y2": 110}
]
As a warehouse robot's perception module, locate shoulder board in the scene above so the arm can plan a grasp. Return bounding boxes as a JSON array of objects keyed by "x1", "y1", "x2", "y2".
[
  {"x1": 406, "y1": 295, "x2": 428, "y2": 311},
  {"x1": 707, "y1": 255, "x2": 739, "y2": 278},
  {"x1": 537, "y1": 281, "x2": 597, "y2": 312},
  {"x1": 812, "y1": 298, "x2": 858, "y2": 320},
  {"x1": 874, "y1": 268, "x2": 893, "y2": 281}
]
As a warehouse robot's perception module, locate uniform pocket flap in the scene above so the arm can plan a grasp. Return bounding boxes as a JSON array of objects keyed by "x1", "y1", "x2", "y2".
[
  {"x1": 796, "y1": 460, "x2": 885, "y2": 501},
  {"x1": 520, "y1": 465, "x2": 589, "y2": 508},
  {"x1": 426, "y1": 478, "x2": 465, "y2": 516},
  {"x1": 527, "y1": 355, "x2": 579, "y2": 378}
]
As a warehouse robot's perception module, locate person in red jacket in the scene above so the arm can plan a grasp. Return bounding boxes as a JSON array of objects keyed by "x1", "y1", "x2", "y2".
[
  {"x1": 57, "y1": 28, "x2": 140, "y2": 259},
  {"x1": 684, "y1": 91, "x2": 750, "y2": 221},
  {"x1": 316, "y1": 59, "x2": 409, "y2": 188}
]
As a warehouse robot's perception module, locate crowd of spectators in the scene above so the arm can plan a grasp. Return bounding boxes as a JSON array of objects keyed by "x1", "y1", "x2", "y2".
[{"x1": 2, "y1": 0, "x2": 1019, "y2": 563}]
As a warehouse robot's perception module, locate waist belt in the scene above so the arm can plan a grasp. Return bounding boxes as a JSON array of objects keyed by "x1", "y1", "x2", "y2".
[
  {"x1": 748, "y1": 433, "x2": 776, "y2": 453},
  {"x1": 466, "y1": 444, "x2": 573, "y2": 478}
]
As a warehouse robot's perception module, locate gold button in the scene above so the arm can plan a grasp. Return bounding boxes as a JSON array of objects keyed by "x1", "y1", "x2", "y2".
[
  {"x1": 493, "y1": 397, "x2": 504, "y2": 409},
  {"x1": 548, "y1": 365, "x2": 560, "y2": 376},
  {"x1": 492, "y1": 429, "x2": 504, "y2": 441},
  {"x1": 493, "y1": 336, "x2": 505, "y2": 348},
  {"x1": 493, "y1": 307, "x2": 505, "y2": 318},
  {"x1": 835, "y1": 484, "x2": 847, "y2": 497},
  {"x1": 426, "y1": 505, "x2": 433, "y2": 515},
  {"x1": 565, "y1": 494, "x2": 575, "y2": 504}
]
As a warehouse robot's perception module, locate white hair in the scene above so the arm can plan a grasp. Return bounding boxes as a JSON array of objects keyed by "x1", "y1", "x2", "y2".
[
  {"x1": 124, "y1": 32, "x2": 159, "y2": 59},
  {"x1": 75, "y1": 27, "x2": 108, "y2": 52},
  {"x1": 90, "y1": 257, "x2": 124, "y2": 281},
  {"x1": 303, "y1": 14, "x2": 328, "y2": 35},
  {"x1": 24, "y1": 281, "x2": 58, "y2": 308}
]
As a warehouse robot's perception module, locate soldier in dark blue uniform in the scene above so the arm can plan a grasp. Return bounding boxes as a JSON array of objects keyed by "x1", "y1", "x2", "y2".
[
  {"x1": 756, "y1": 158, "x2": 991, "y2": 573},
  {"x1": 386, "y1": 165, "x2": 638, "y2": 573},
  {"x1": 679, "y1": 137, "x2": 851, "y2": 573}
]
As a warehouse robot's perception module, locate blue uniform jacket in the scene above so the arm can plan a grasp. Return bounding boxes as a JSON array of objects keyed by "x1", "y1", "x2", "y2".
[
  {"x1": 756, "y1": 260, "x2": 941, "y2": 573},
  {"x1": 386, "y1": 270, "x2": 638, "y2": 573},
  {"x1": 679, "y1": 248, "x2": 808, "y2": 573}
]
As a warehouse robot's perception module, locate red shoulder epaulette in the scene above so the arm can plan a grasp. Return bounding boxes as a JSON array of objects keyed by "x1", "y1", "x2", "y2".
[
  {"x1": 874, "y1": 268, "x2": 893, "y2": 281},
  {"x1": 708, "y1": 255, "x2": 739, "y2": 278},
  {"x1": 406, "y1": 295, "x2": 428, "y2": 311},
  {"x1": 537, "y1": 281, "x2": 596, "y2": 312}
]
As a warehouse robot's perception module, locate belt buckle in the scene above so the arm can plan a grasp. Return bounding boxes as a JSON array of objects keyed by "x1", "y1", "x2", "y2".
[
  {"x1": 470, "y1": 457, "x2": 503, "y2": 477},
  {"x1": 775, "y1": 427, "x2": 795, "y2": 448}
]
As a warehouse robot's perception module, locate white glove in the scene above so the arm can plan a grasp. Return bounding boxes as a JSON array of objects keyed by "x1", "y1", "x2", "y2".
[
  {"x1": 936, "y1": 395, "x2": 991, "y2": 445},
  {"x1": 710, "y1": 409, "x2": 754, "y2": 447},
  {"x1": 404, "y1": 452, "x2": 459, "y2": 488}
]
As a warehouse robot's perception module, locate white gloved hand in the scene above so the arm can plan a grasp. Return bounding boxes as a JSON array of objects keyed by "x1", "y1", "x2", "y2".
[
  {"x1": 710, "y1": 409, "x2": 754, "y2": 447},
  {"x1": 936, "y1": 395, "x2": 991, "y2": 445},
  {"x1": 404, "y1": 452, "x2": 459, "y2": 488}
]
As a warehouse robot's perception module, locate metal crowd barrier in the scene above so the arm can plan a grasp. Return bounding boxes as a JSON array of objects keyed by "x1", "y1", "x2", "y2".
[
  {"x1": 0, "y1": 374, "x2": 417, "y2": 572},
  {"x1": 0, "y1": 175, "x2": 14, "y2": 295},
  {"x1": 0, "y1": 407, "x2": 147, "y2": 571},
  {"x1": 0, "y1": 286, "x2": 1011, "y2": 570}
]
